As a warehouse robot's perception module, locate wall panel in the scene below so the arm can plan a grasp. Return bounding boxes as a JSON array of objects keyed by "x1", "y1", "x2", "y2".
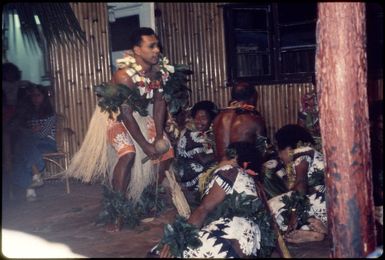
[{"x1": 49, "y1": 3, "x2": 111, "y2": 160}]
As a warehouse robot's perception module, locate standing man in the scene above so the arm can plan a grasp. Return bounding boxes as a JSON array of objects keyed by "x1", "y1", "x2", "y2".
[
  {"x1": 65, "y1": 28, "x2": 179, "y2": 232},
  {"x1": 108, "y1": 27, "x2": 174, "y2": 201},
  {"x1": 213, "y1": 81, "x2": 267, "y2": 162}
]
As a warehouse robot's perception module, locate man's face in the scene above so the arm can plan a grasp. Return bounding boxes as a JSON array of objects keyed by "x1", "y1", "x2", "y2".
[{"x1": 134, "y1": 35, "x2": 160, "y2": 66}]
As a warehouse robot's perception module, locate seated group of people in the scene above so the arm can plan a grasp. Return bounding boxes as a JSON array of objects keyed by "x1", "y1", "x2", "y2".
[
  {"x1": 151, "y1": 81, "x2": 330, "y2": 258},
  {"x1": 3, "y1": 62, "x2": 57, "y2": 202}
]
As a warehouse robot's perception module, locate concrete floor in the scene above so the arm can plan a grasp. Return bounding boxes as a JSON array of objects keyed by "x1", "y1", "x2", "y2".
[{"x1": 2, "y1": 180, "x2": 332, "y2": 258}]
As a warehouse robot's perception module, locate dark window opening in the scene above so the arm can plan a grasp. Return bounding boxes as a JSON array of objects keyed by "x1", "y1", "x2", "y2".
[
  {"x1": 366, "y1": 3, "x2": 383, "y2": 79},
  {"x1": 224, "y1": 3, "x2": 383, "y2": 84},
  {"x1": 109, "y1": 15, "x2": 139, "y2": 52}
]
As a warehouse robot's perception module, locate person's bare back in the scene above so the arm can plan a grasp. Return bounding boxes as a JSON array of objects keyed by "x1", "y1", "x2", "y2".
[{"x1": 213, "y1": 107, "x2": 265, "y2": 161}]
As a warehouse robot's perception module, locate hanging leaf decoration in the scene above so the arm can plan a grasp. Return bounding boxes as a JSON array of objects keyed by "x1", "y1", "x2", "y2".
[
  {"x1": 94, "y1": 65, "x2": 192, "y2": 117},
  {"x1": 2, "y1": 3, "x2": 86, "y2": 49}
]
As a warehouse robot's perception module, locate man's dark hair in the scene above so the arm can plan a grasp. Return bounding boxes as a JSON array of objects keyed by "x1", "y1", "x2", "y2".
[
  {"x1": 231, "y1": 81, "x2": 257, "y2": 102},
  {"x1": 191, "y1": 100, "x2": 218, "y2": 121},
  {"x1": 127, "y1": 27, "x2": 157, "y2": 50},
  {"x1": 274, "y1": 124, "x2": 315, "y2": 151}
]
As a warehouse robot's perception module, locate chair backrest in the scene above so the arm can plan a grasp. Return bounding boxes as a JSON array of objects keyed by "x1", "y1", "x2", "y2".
[{"x1": 55, "y1": 113, "x2": 65, "y2": 152}]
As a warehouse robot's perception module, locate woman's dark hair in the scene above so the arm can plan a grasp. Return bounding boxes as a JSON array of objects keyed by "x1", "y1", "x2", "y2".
[
  {"x1": 26, "y1": 85, "x2": 54, "y2": 118},
  {"x1": 127, "y1": 27, "x2": 158, "y2": 49},
  {"x1": 225, "y1": 141, "x2": 263, "y2": 175},
  {"x1": 274, "y1": 124, "x2": 315, "y2": 151},
  {"x1": 191, "y1": 100, "x2": 218, "y2": 121}
]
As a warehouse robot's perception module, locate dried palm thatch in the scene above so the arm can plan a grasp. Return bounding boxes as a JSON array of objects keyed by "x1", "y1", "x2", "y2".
[{"x1": 2, "y1": 3, "x2": 86, "y2": 49}]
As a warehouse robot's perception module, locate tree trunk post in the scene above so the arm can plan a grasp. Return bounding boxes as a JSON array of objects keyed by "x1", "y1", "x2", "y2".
[{"x1": 316, "y1": 2, "x2": 376, "y2": 258}]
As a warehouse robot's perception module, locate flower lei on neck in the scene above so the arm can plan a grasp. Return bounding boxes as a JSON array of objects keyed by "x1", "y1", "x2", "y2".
[
  {"x1": 228, "y1": 101, "x2": 256, "y2": 112},
  {"x1": 95, "y1": 52, "x2": 192, "y2": 117},
  {"x1": 116, "y1": 52, "x2": 175, "y2": 99}
]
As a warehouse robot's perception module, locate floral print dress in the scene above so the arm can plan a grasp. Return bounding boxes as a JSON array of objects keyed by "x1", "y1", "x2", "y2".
[
  {"x1": 182, "y1": 165, "x2": 264, "y2": 258},
  {"x1": 176, "y1": 128, "x2": 216, "y2": 190},
  {"x1": 267, "y1": 146, "x2": 327, "y2": 231}
]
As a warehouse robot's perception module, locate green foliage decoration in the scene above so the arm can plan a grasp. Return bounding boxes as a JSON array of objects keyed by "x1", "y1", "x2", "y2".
[
  {"x1": 94, "y1": 65, "x2": 191, "y2": 117},
  {"x1": 97, "y1": 185, "x2": 166, "y2": 229},
  {"x1": 203, "y1": 191, "x2": 276, "y2": 257},
  {"x1": 95, "y1": 83, "x2": 149, "y2": 118},
  {"x1": 162, "y1": 64, "x2": 192, "y2": 115},
  {"x1": 157, "y1": 215, "x2": 202, "y2": 258},
  {"x1": 280, "y1": 190, "x2": 311, "y2": 228}
]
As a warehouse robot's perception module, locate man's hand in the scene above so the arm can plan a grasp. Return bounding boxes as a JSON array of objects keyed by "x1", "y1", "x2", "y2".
[{"x1": 142, "y1": 143, "x2": 159, "y2": 160}]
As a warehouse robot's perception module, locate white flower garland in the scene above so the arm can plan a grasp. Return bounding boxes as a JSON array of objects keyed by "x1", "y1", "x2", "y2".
[{"x1": 116, "y1": 53, "x2": 175, "y2": 99}]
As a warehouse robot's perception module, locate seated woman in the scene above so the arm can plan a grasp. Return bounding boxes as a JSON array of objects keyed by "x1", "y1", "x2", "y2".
[
  {"x1": 297, "y1": 90, "x2": 322, "y2": 151},
  {"x1": 268, "y1": 124, "x2": 327, "y2": 243},
  {"x1": 152, "y1": 142, "x2": 276, "y2": 258},
  {"x1": 10, "y1": 85, "x2": 57, "y2": 201},
  {"x1": 174, "y1": 101, "x2": 218, "y2": 196}
]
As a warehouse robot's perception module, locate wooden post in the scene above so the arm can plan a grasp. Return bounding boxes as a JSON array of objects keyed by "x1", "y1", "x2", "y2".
[{"x1": 316, "y1": 3, "x2": 376, "y2": 257}]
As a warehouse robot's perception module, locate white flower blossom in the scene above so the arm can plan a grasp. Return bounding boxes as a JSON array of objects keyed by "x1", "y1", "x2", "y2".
[
  {"x1": 132, "y1": 74, "x2": 142, "y2": 83},
  {"x1": 146, "y1": 91, "x2": 153, "y2": 99},
  {"x1": 164, "y1": 64, "x2": 174, "y2": 73},
  {"x1": 126, "y1": 68, "x2": 136, "y2": 77},
  {"x1": 139, "y1": 86, "x2": 146, "y2": 95},
  {"x1": 133, "y1": 64, "x2": 142, "y2": 72},
  {"x1": 116, "y1": 56, "x2": 135, "y2": 66}
]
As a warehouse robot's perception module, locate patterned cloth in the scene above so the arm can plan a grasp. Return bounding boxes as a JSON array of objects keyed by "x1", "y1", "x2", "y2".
[
  {"x1": 268, "y1": 146, "x2": 327, "y2": 231},
  {"x1": 107, "y1": 115, "x2": 174, "y2": 162},
  {"x1": 175, "y1": 127, "x2": 216, "y2": 190},
  {"x1": 182, "y1": 165, "x2": 263, "y2": 258},
  {"x1": 26, "y1": 115, "x2": 56, "y2": 141}
]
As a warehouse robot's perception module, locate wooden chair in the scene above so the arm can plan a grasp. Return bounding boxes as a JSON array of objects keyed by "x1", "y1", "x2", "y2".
[{"x1": 42, "y1": 113, "x2": 74, "y2": 193}]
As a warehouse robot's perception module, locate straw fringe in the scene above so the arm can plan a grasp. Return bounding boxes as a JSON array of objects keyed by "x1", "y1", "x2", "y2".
[
  {"x1": 126, "y1": 112, "x2": 156, "y2": 203},
  {"x1": 64, "y1": 106, "x2": 118, "y2": 183},
  {"x1": 64, "y1": 106, "x2": 156, "y2": 203}
]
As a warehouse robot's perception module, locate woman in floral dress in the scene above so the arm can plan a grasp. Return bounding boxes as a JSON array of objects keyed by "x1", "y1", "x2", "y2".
[
  {"x1": 175, "y1": 100, "x2": 218, "y2": 191},
  {"x1": 268, "y1": 124, "x2": 328, "y2": 243},
  {"x1": 156, "y1": 142, "x2": 276, "y2": 258}
]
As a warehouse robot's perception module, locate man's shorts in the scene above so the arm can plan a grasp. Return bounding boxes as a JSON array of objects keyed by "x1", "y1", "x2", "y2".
[{"x1": 107, "y1": 117, "x2": 174, "y2": 163}]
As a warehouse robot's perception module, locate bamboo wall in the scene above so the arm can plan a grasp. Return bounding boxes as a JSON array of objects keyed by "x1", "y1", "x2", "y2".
[
  {"x1": 49, "y1": 3, "x2": 111, "y2": 159},
  {"x1": 155, "y1": 3, "x2": 230, "y2": 108},
  {"x1": 255, "y1": 83, "x2": 315, "y2": 141},
  {"x1": 154, "y1": 3, "x2": 316, "y2": 140}
]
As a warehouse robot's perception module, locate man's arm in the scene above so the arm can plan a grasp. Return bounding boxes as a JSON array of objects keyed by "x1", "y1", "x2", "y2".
[{"x1": 112, "y1": 69, "x2": 157, "y2": 158}]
